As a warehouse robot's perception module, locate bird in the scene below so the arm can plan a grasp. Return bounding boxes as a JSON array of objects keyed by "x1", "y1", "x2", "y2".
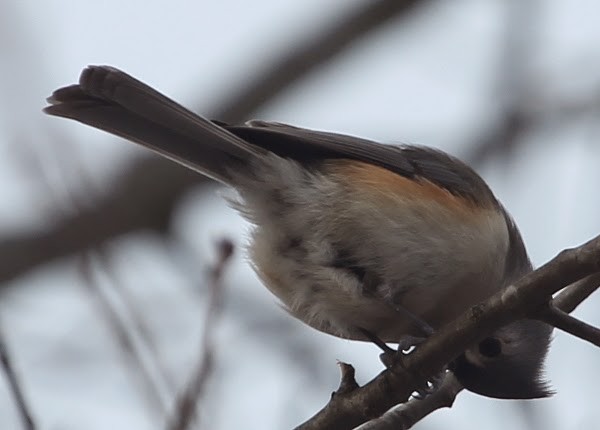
[{"x1": 44, "y1": 65, "x2": 552, "y2": 399}]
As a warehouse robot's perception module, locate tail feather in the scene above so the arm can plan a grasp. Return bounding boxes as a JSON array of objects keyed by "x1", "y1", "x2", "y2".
[{"x1": 44, "y1": 66, "x2": 264, "y2": 184}]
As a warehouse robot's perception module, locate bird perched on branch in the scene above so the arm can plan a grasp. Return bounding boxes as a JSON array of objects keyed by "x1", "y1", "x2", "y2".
[{"x1": 45, "y1": 66, "x2": 552, "y2": 399}]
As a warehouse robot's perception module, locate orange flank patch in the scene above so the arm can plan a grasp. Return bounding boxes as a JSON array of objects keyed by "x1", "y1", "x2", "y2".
[{"x1": 325, "y1": 159, "x2": 487, "y2": 217}]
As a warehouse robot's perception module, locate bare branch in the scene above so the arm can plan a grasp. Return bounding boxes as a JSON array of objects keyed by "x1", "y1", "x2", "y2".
[
  {"x1": 0, "y1": 326, "x2": 36, "y2": 430},
  {"x1": 355, "y1": 373, "x2": 463, "y2": 430},
  {"x1": 553, "y1": 273, "x2": 600, "y2": 313},
  {"x1": 4, "y1": 80, "x2": 595, "y2": 289},
  {"x1": 539, "y1": 305, "x2": 600, "y2": 348},
  {"x1": 1, "y1": 0, "x2": 598, "y2": 290},
  {"x1": 355, "y1": 271, "x2": 600, "y2": 429},
  {"x1": 295, "y1": 234, "x2": 600, "y2": 430},
  {"x1": 167, "y1": 239, "x2": 234, "y2": 430},
  {"x1": 212, "y1": 0, "x2": 429, "y2": 122},
  {"x1": 78, "y1": 253, "x2": 169, "y2": 417},
  {"x1": 0, "y1": 156, "x2": 205, "y2": 285},
  {"x1": 464, "y1": 0, "x2": 539, "y2": 165},
  {"x1": 96, "y1": 249, "x2": 177, "y2": 394},
  {"x1": 1, "y1": 0, "x2": 431, "y2": 287}
]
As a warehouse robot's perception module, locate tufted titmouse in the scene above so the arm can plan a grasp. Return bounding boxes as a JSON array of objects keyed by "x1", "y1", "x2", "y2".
[{"x1": 44, "y1": 66, "x2": 552, "y2": 399}]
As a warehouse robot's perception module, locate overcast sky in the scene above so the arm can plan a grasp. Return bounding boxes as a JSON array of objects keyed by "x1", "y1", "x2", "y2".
[{"x1": 0, "y1": 1, "x2": 599, "y2": 429}]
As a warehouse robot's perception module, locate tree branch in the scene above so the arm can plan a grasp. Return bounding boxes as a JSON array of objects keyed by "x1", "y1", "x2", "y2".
[
  {"x1": 359, "y1": 271, "x2": 600, "y2": 430},
  {"x1": 96, "y1": 249, "x2": 177, "y2": 395},
  {"x1": 167, "y1": 239, "x2": 234, "y2": 430},
  {"x1": 295, "y1": 234, "x2": 600, "y2": 430},
  {"x1": 211, "y1": 0, "x2": 429, "y2": 122},
  {"x1": 0, "y1": 0, "x2": 432, "y2": 287},
  {"x1": 355, "y1": 373, "x2": 463, "y2": 430},
  {"x1": 0, "y1": 156, "x2": 205, "y2": 285},
  {"x1": 3, "y1": 0, "x2": 600, "y2": 288},
  {"x1": 0, "y1": 325, "x2": 36, "y2": 430},
  {"x1": 552, "y1": 273, "x2": 600, "y2": 313},
  {"x1": 539, "y1": 305, "x2": 600, "y2": 348},
  {"x1": 464, "y1": 0, "x2": 539, "y2": 166},
  {"x1": 78, "y1": 253, "x2": 169, "y2": 417}
]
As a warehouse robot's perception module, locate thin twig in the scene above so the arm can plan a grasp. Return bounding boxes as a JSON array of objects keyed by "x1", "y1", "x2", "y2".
[
  {"x1": 0, "y1": 324, "x2": 36, "y2": 430},
  {"x1": 464, "y1": 0, "x2": 540, "y2": 165},
  {"x1": 96, "y1": 249, "x2": 177, "y2": 394},
  {"x1": 53, "y1": 132, "x2": 176, "y2": 415},
  {"x1": 78, "y1": 253, "x2": 169, "y2": 417},
  {"x1": 168, "y1": 239, "x2": 234, "y2": 430},
  {"x1": 539, "y1": 305, "x2": 600, "y2": 347},
  {"x1": 355, "y1": 373, "x2": 463, "y2": 430},
  {"x1": 553, "y1": 273, "x2": 600, "y2": 313}
]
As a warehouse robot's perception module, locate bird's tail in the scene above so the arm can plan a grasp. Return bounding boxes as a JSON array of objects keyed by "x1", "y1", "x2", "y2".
[{"x1": 44, "y1": 65, "x2": 264, "y2": 184}]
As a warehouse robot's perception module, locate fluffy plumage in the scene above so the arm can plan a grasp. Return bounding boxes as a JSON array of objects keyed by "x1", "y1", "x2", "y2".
[{"x1": 44, "y1": 66, "x2": 552, "y2": 399}]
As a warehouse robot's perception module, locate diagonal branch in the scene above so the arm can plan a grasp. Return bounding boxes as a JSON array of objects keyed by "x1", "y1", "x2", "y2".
[
  {"x1": 354, "y1": 270, "x2": 600, "y2": 430},
  {"x1": 0, "y1": 156, "x2": 205, "y2": 285},
  {"x1": 96, "y1": 249, "x2": 177, "y2": 394},
  {"x1": 539, "y1": 305, "x2": 600, "y2": 347},
  {"x1": 211, "y1": 0, "x2": 429, "y2": 122},
  {"x1": 78, "y1": 253, "x2": 169, "y2": 417},
  {"x1": 167, "y1": 239, "x2": 234, "y2": 430},
  {"x1": 355, "y1": 373, "x2": 463, "y2": 430},
  {"x1": 3, "y1": 78, "x2": 597, "y2": 291},
  {"x1": 295, "y1": 234, "x2": 600, "y2": 430},
  {"x1": 0, "y1": 325, "x2": 36, "y2": 430},
  {"x1": 0, "y1": 0, "x2": 431, "y2": 288},
  {"x1": 552, "y1": 273, "x2": 600, "y2": 313}
]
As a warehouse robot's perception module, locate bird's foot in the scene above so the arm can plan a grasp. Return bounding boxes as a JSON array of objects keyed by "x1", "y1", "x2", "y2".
[
  {"x1": 358, "y1": 328, "x2": 427, "y2": 368},
  {"x1": 358, "y1": 327, "x2": 447, "y2": 399}
]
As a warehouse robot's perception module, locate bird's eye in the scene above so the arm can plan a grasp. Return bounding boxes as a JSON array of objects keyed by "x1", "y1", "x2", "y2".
[{"x1": 478, "y1": 337, "x2": 502, "y2": 357}]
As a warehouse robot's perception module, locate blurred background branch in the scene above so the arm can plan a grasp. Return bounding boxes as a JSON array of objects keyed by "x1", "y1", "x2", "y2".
[
  {"x1": 0, "y1": 0, "x2": 431, "y2": 287},
  {"x1": 0, "y1": 325, "x2": 36, "y2": 430},
  {"x1": 1, "y1": 0, "x2": 599, "y2": 429},
  {"x1": 79, "y1": 253, "x2": 170, "y2": 417},
  {"x1": 168, "y1": 239, "x2": 233, "y2": 430}
]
